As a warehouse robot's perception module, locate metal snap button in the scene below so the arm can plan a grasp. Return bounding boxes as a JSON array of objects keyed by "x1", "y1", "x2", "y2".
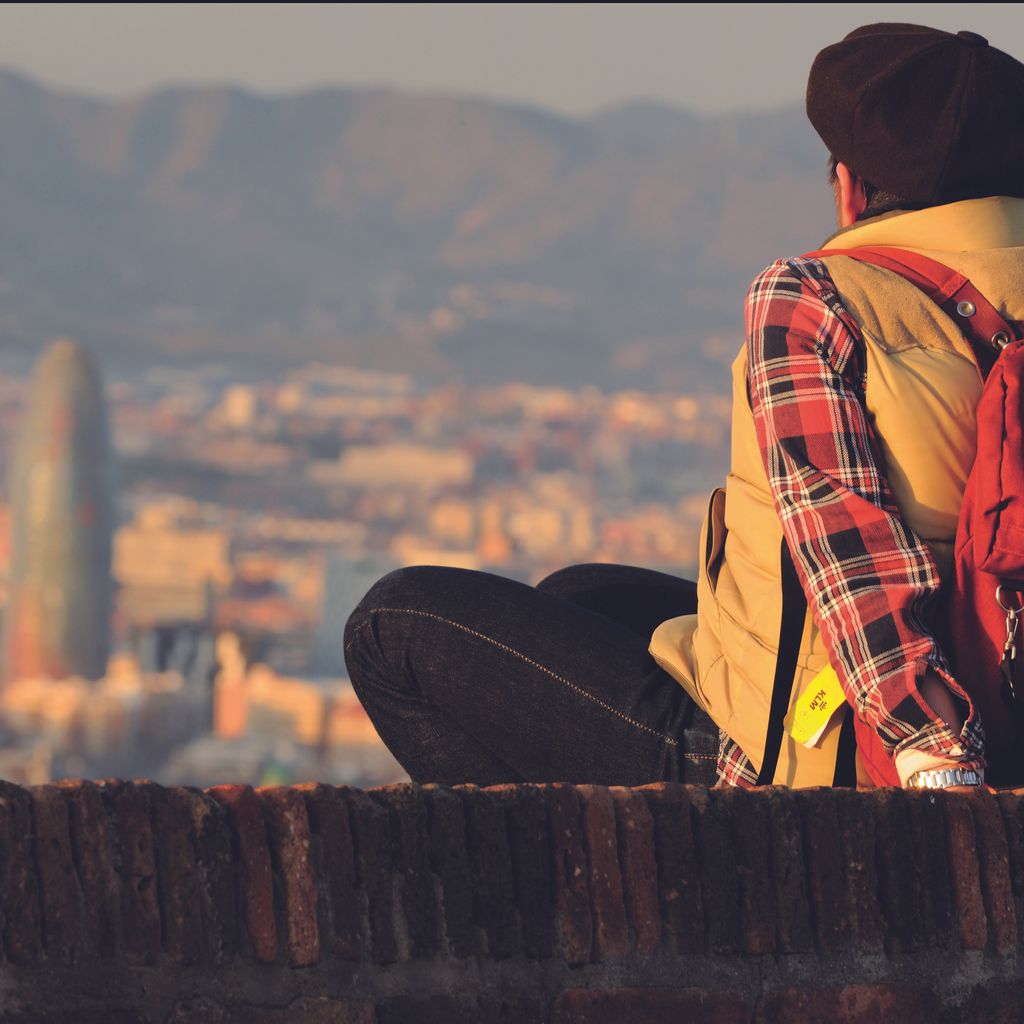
[
  {"x1": 993, "y1": 331, "x2": 1011, "y2": 349},
  {"x1": 956, "y1": 300, "x2": 976, "y2": 318}
]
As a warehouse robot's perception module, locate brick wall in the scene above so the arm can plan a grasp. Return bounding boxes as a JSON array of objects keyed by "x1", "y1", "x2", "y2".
[{"x1": 1, "y1": 780, "x2": 1023, "y2": 1022}]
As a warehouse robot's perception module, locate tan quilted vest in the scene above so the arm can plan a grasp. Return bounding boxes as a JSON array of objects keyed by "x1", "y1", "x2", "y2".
[{"x1": 649, "y1": 197, "x2": 1024, "y2": 787}]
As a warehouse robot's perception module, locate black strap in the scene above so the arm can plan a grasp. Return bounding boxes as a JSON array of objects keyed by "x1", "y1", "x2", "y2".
[
  {"x1": 756, "y1": 539, "x2": 807, "y2": 785},
  {"x1": 831, "y1": 707, "x2": 857, "y2": 788}
]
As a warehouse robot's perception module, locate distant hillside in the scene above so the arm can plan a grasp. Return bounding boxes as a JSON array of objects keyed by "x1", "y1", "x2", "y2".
[{"x1": 0, "y1": 71, "x2": 837, "y2": 389}]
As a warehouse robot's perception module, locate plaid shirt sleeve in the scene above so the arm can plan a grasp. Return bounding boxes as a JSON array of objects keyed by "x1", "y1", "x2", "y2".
[{"x1": 716, "y1": 256, "x2": 985, "y2": 788}]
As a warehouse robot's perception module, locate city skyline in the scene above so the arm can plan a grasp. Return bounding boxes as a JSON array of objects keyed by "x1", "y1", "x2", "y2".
[{"x1": 0, "y1": 337, "x2": 723, "y2": 786}]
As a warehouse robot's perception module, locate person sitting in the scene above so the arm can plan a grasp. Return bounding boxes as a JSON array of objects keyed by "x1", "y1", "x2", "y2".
[{"x1": 345, "y1": 24, "x2": 1024, "y2": 792}]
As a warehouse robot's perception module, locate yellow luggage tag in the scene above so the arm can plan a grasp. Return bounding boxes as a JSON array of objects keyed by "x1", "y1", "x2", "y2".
[{"x1": 784, "y1": 665, "x2": 846, "y2": 749}]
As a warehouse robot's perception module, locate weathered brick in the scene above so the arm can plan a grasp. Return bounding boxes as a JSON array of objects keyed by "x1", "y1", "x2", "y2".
[
  {"x1": 346, "y1": 787, "x2": 398, "y2": 964},
  {"x1": 691, "y1": 788, "x2": 740, "y2": 954},
  {"x1": 794, "y1": 788, "x2": 851, "y2": 952},
  {"x1": 185, "y1": 786, "x2": 238, "y2": 962},
  {"x1": 457, "y1": 784, "x2": 521, "y2": 959},
  {"x1": 2, "y1": 1009, "x2": 146, "y2": 1024},
  {"x1": 716, "y1": 787, "x2": 775, "y2": 955},
  {"x1": 491, "y1": 783, "x2": 553, "y2": 960},
  {"x1": 996, "y1": 790, "x2": 1024, "y2": 942},
  {"x1": 164, "y1": 1001, "x2": 228, "y2": 1024},
  {"x1": 763, "y1": 787, "x2": 813, "y2": 953},
  {"x1": 961, "y1": 981, "x2": 1024, "y2": 1024},
  {"x1": 280, "y1": 1002, "x2": 376, "y2": 1024},
  {"x1": 967, "y1": 789, "x2": 1017, "y2": 954},
  {"x1": 756, "y1": 984, "x2": 938, "y2": 1024},
  {"x1": 553, "y1": 988, "x2": 748, "y2": 1024},
  {"x1": 259, "y1": 786, "x2": 321, "y2": 967},
  {"x1": 872, "y1": 789, "x2": 923, "y2": 954},
  {"x1": 208, "y1": 784, "x2": 277, "y2": 963},
  {"x1": 298, "y1": 783, "x2": 362, "y2": 959},
  {"x1": 378, "y1": 995, "x2": 474, "y2": 1024},
  {"x1": 478, "y1": 995, "x2": 549, "y2": 1024},
  {"x1": 144, "y1": 785, "x2": 204, "y2": 964},
  {"x1": 29, "y1": 784, "x2": 84, "y2": 964},
  {"x1": 610, "y1": 787, "x2": 661, "y2": 955},
  {"x1": 380, "y1": 991, "x2": 544, "y2": 1024},
  {"x1": 371, "y1": 784, "x2": 439, "y2": 959},
  {"x1": 904, "y1": 789, "x2": 955, "y2": 950},
  {"x1": 55, "y1": 779, "x2": 119, "y2": 957},
  {"x1": 944, "y1": 793, "x2": 988, "y2": 950},
  {"x1": 379, "y1": 994, "x2": 543, "y2": 1024},
  {"x1": 545, "y1": 783, "x2": 593, "y2": 965},
  {"x1": 0, "y1": 781, "x2": 42, "y2": 963},
  {"x1": 421, "y1": 784, "x2": 479, "y2": 958},
  {"x1": 639, "y1": 783, "x2": 704, "y2": 955},
  {"x1": 577, "y1": 785, "x2": 628, "y2": 959},
  {"x1": 99, "y1": 781, "x2": 161, "y2": 964},
  {"x1": 167, "y1": 997, "x2": 376, "y2": 1023},
  {"x1": 833, "y1": 789, "x2": 885, "y2": 952}
]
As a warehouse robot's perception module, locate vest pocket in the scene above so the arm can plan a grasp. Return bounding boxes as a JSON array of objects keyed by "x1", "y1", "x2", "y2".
[
  {"x1": 690, "y1": 487, "x2": 729, "y2": 713},
  {"x1": 703, "y1": 487, "x2": 727, "y2": 593}
]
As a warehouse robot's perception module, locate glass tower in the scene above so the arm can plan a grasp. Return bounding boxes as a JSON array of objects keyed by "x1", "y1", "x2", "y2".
[{"x1": 3, "y1": 340, "x2": 114, "y2": 683}]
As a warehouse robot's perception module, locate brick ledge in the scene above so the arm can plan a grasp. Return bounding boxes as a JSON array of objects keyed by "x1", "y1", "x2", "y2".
[{"x1": 1, "y1": 780, "x2": 1023, "y2": 1022}]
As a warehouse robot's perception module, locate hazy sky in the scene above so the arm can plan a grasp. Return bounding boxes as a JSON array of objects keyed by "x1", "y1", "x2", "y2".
[{"x1": 3, "y1": 4, "x2": 1023, "y2": 116}]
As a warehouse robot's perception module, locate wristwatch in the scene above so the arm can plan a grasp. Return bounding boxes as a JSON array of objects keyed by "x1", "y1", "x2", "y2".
[{"x1": 905, "y1": 767, "x2": 984, "y2": 789}]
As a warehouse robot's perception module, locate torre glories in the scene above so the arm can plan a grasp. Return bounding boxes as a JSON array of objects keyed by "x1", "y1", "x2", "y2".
[{"x1": 3, "y1": 340, "x2": 114, "y2": 684}]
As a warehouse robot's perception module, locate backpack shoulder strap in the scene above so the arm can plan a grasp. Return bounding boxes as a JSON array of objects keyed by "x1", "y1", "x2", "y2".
[{"x1": 802, "y1": 245, "x2": 1021, "y2": 373}]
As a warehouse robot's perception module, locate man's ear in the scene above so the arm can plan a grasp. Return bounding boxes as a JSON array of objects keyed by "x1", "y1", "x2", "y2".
[{"x1": 834, "y1": 161, "x2": 868, "y2": 227}]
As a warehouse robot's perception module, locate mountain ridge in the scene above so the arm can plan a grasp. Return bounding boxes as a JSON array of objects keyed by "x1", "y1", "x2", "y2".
[{"x1": 0, "y1": 68, "x2": 837, "y2": 388}]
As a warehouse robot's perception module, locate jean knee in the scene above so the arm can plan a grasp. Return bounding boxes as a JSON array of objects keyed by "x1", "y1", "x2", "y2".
[
  {"x1": 345, "y1": 568, "x2": 399, "y2": 652},
  {"x1": 534, "y1": 563, "x2": 603, "y2": 596},
  {"x1": 343, "y1": 565, "x2": 445, "y2": 654}
]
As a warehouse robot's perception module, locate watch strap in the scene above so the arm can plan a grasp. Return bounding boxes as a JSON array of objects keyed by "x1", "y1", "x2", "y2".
[{"x1": 906, "y1": 767, "x2": 984, "y2": 789}]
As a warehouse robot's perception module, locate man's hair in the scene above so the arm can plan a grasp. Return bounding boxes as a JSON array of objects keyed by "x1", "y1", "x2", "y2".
[{"x1": 827, "y1": 155, "x2": 932, "y2": 220}]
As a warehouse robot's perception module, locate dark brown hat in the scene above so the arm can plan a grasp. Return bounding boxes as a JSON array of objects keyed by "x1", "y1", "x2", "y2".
[{"x1": 807, "y1": 23, "x2": 1024, "y2": 204}]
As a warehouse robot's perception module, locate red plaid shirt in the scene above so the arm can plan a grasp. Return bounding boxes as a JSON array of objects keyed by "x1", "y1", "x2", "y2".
[{"x1": 717, "y1": 256, "x2": 985, "y2": 787}]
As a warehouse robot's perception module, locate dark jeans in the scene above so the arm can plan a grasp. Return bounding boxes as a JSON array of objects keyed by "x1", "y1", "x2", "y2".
[{"x1": 343, "y1": 562, "x2": 720, "y2": 787}]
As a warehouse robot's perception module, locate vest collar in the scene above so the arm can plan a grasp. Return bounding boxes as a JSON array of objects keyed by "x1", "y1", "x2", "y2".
[{"x1": 820, "y1": 196, "x2": 1024, "y2": 253}]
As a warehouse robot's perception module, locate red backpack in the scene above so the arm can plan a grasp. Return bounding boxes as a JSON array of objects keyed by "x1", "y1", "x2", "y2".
[{"x1": 803, "y1": 246, "x2": 1024, "y2": 786}]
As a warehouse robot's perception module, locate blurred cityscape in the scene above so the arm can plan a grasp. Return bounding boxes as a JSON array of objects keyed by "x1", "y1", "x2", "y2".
[
  {"x1": 0, "y1": 67, "x2": 832, "y2": 789},
  {"x1": 0, "y1": 341, "x2": 730, "y2": 788}
]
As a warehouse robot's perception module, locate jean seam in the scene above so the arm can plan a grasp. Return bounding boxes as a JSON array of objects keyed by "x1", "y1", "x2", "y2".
[{"x1": 347, "y1": 606, "x2": 690, "y2": 750}]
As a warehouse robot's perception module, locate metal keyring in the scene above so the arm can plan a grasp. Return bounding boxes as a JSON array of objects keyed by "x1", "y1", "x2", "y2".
[{"x1": 996, "y1": 584, "x2": 1024, "y2": 614}]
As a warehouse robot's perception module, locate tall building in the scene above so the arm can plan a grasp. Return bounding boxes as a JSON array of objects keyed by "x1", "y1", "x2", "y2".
[{"x1": 3, "y1": 340, "x2": 114, "y2": 683}]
